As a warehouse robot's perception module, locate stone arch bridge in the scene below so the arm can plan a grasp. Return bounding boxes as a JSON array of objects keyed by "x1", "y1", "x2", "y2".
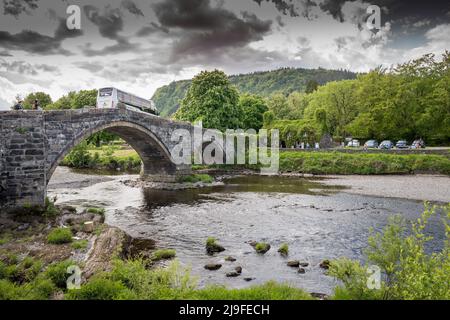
[{"x1": 0, "y1": 108, "x2": 193, "y2": 208}]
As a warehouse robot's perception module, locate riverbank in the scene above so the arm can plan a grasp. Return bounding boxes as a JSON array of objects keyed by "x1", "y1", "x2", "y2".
[
  {"x1": 0, "y1": 204, "x2": 314, "y2": 300},
  {"x1": 279, "y1": 151, "x2": 450, "y2": 175},
  {"x1": 318, "y1": 174, "x2": 450, "y2": 203},
  {"x1": 61, "y1": 146, "x2": 450, "y2": 176}
]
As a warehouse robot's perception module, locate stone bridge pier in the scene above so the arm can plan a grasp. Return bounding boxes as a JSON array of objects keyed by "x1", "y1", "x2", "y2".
[{"x1": 0, "y1": 108, "x2": 193, "y2": 209}]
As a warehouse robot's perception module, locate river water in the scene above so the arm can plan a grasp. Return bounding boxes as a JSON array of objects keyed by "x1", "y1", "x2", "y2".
[{"x1": 48, "y1": 167, "x2": 446, "y2": 295}]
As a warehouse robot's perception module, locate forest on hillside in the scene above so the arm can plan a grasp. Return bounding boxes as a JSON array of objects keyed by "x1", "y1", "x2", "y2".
[{"x1": 152, "y1": 68, "x2": 357, "y2": 116}]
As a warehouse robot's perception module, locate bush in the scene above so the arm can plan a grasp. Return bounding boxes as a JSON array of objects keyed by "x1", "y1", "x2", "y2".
[
  {"x1": 329, "y1": 204, "x2": 450, "y2": 300},
  {"x1": 152, "y1": 249, "x2": 176, "y2": 261},
  {"x1": 47, "y1": 228, "x2": 73, "y2": 244},
  {"x1": 179, "y1": 174, "x2": 214, "y2": 184},
  {"x1": 65, "y1": 277, "x2": 135, "y2": 300},
  {"x1": 44, "y1": 260, "x2": 77, "y2": 289}
]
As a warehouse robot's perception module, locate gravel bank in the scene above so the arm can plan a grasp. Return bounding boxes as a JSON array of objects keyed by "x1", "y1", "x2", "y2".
[{"x1": 319, "y1": 175, "x2": 450, "y2": 203}]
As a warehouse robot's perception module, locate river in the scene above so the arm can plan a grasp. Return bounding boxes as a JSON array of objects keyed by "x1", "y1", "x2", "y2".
[{"x1": 48, "y1": 167, "x2": 447, "y2": 295}]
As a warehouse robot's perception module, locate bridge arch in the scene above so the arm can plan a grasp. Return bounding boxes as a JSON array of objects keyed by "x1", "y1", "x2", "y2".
[
  {"x1": 47, "y1": 121, "x2": 178, "y2": 185},
  {"x1": 0, "y1": 109, "x2": 193, "y2": 209}
]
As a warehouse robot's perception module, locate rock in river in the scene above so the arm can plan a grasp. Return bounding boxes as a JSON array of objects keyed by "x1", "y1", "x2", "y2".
[
  {"x1": 204, "y1": 263, "x2": 222, "y2": 271},
  {"x1": 287, "y1": 260, "x2": 300, "y2": 268}
]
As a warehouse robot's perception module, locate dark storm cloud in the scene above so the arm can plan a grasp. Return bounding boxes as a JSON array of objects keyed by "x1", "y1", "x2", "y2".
[
  {"x1": 153, "y1": 0, "x2": 272, "y2": 61},
  {"x1": 3, "y1": 0, "x2": 38, "y2": 18},
  {"x1": 121, "y1": 0, "x2": 144, "y2": 17},
  {"x1": 253, "y1": 0, "x2": 299, "y2": 17},
  {"x1": 82, "y1": 5, "x2": 139, "y2": 56},
  {"x1": 0, "y1": 18, "x2": 83, "y2": 55}
]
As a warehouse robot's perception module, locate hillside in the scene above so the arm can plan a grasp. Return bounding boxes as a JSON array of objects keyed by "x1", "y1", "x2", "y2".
[{"x1": 152, "y1": 67, "x2": 358, "y2": 116}]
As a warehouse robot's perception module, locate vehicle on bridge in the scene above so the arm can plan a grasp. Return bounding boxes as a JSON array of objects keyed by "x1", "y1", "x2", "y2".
[{"x1": 96, "y1": 87, "x2": 159, "y2": 115}]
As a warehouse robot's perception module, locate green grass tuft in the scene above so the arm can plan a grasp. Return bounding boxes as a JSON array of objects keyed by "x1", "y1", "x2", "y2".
[{"x1": 47, "y1": 228, "x2": 73, "y2": 245}]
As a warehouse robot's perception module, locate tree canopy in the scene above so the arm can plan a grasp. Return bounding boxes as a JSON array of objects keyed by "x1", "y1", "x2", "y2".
[{"x1": 174, "y1": 70, "x2": 242, "y2": 131}]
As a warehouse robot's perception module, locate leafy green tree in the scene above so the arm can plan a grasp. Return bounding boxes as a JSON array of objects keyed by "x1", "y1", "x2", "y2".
[
  {"x1": 305, "y1": 79, "x2": 319, "y2": 93},
  {"x1": 48, "y1": 89, "x2": 97, "y2": 110},
  {"x1": 174, "y1": 70, "x2": 242, "y2": 131},
  {"x1": 23, "y1": 92, "x2": 53, "y2": 109},
  {"x1": 239, "y1": 94, "x2": 268, "y2": 130}
]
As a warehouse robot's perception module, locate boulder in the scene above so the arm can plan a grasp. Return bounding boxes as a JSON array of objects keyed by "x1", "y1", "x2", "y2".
[
  {"x1": 298, "y1": 268, "x2": 306, "y2": 274},
  {"x1": 287, "y1": 260, "x2": 300, "y2": 267},
  {"x1": 235, "y1": 266, "x2": 242, "y2": 274},
  {"x1": 204, "y1": 263, "x2": 222, "y2": 271},
  {"x1": 226, "y1": 271, "x2": 240, "y2": 277}
]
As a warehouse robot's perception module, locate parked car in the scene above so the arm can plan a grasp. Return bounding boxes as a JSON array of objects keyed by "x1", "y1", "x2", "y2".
[
  {"x1": 379, "y1": 140, "x2": 394, "y2": 149},
  {"x1": 364, "y1": 140, "x2": 379, "y2": 148},
  {"x1": 411, "y1": 139, "x2": 426, "y2": 149},
  {"x1": 347, "y1": 139, "x2": 360, "y2": 147},
  {"x1": 396, "y1": 140, "x2": 409, "y2": 149}
]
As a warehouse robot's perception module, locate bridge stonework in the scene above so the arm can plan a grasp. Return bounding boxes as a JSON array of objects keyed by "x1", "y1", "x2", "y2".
[{"x1": 0, "y1": 108, "x2": 193, "y2": 209}]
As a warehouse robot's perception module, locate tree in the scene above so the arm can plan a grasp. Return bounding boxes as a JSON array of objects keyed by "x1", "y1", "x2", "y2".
[
  {"x1": 305, "y1": 79, "x2": 319, "y2": 93},
  {"x1": 174, "y1": 70, "x2": 242, "y2": 131},
  {"x1": 239, "y1": 94, "x2": 268, "y2": 130},
  {"x1": 23, "y1": 92, "x2": 53, "y2": 109},
  {"x1": 48, "y1": 89, "x2": 97, "y2": 110}
]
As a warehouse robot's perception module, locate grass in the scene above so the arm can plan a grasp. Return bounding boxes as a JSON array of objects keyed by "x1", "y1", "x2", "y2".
[
  {"x1": 87, "y1": 207, "x2": 105, "y2": 217},
  {"x1": 71, "y1": 240, "x2": 88, "y2": 250},
  {"x1": 47, "y1": 228, "x2": 73, "y2": 245},
  {"x1": 44, "y1": 260, "x2": 77, "y2": 289},
  {"x1": 178, "y1": 174, "x2": 214, "y2": 184},
  {"x1": 151, "y1": 249, "x2": 176, "y2": 261},
  {"x1": 279, "y1": 151, "x2": 450, "y2": 175},
  {"x1": 65, "y1": 259, "x2": 312, "y2": 300},
  {"x1": 278, "y1": 243, "x2": 289, "y2": 256}
]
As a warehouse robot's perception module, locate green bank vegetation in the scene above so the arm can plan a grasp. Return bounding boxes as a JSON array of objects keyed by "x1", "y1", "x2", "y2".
[{"x1": 279, "y1": 151, "x2": 450, "y2": 175}]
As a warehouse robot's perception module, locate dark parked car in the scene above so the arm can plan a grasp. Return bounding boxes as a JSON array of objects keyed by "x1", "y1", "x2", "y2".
[
  {"x1": 379, "y1": 140, "x2": 394, "y2": 149},
  {"x1": 411, "y1": 139, "x2": 426, "y2": 149},
  {"x1": 396, "y1": 140, "x2": 409, "y2": 149},
  {"x1": 364, "y1": 140, "x2": 379, "y2": 148}
]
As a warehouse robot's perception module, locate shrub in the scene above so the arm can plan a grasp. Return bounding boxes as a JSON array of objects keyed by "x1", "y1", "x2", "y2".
[
  {"x1": 329, "y1": 204, "x2": 450, "y2": 300},
  {"x1": 44, "y1": 197, "x2": 59, "y2": 217},
  {"x1": 65, "y1": 277, "x2": 135, "y2": 300},
  {"x1": 47, "y1": 228, "x2": 73, "y2": 244},
  {"x1": 44, "y1": 260, "x2": 77, "y2": 289},
  {"x1": 152, "y1": 249, "x2": 176, "y2": 261}
]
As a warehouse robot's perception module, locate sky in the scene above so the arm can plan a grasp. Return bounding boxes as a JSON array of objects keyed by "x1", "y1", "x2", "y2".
[{"x1": 0, "y1": 0, "x2": 449, "y2": 109}]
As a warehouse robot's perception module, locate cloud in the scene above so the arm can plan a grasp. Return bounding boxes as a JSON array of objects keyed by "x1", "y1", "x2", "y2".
[
  {"x1": 153, "y1": 0, "x2": 272, "y2": 61},
  {"x1": 121, "y1": 0, "x2": 144, "y2": 17},
  {"x1": 253, "y1": 0, "x2": 299, "y2": 17},
  {"x1": 3, "y1": 0, "x2": 39, "y2": 18},
  {"x1": 136, "y1": 22, "x2": 169, "y2": 36},
  {"x1": 82, "y1": 5, "x2": 139, "y2": 56},
  {"x1": 0, "y1": 18, "x2": 83, "y2": 55}
]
